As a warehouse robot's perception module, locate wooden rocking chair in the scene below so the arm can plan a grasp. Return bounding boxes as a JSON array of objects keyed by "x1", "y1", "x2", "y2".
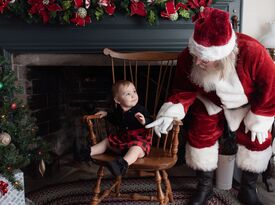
[{"x1": 83, "y1": 48, "x2": 182, "y2": 205}]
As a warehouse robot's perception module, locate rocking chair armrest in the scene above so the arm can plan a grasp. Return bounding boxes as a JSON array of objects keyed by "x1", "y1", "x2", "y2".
[
  {"x1": 83, "y1": 114, "x2": 102, "y2": 122},
  {"x1": 83, "y1": 114, "x2": 103, "y2": 146}
]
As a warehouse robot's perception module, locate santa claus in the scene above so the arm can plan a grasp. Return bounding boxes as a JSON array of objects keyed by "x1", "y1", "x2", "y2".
[{"x1": 146, "y1": 6, "x2": 275, "y2": 205}]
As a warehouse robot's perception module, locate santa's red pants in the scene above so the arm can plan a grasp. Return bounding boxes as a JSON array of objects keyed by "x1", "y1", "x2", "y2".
[{"x1": 185, "y1": 100, "x2": 272, "y2": 173}]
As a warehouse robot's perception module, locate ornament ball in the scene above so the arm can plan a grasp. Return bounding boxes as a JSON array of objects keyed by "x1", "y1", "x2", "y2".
[
  {"x1": 11, "y1": 103, "x2": 17, "y2": 110},
  {"x1": 0, "y1": 132, "x2": 11, "y2": 146}
]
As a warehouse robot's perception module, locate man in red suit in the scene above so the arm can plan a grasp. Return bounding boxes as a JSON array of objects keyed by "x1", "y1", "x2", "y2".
[{"x1": 147, "y1": 7, "x2": 275, "y2": 205}]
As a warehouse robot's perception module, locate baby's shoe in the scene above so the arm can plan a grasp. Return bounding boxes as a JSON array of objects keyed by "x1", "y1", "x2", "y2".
[
  {"x1": 107, "y1": 156, "x2": 128, "y2": 177},
  {"x1": 78, "y1": 146, "x2": 92, "y2": 161}
]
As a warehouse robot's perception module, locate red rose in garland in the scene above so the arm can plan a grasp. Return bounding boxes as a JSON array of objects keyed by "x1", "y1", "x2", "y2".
[
  {"x1": 71, "y1": 0, "x2": 91, "y2": 26},
  {"x1": 28, "y1": 0, "x2": 62, "y2": 24},
  {"x1": 0, "y1": 0, "x2": 10, "y2": 13},
  {"x1": 98, "y1": 0, "x2": 116, "y2": 16},
  {"x1": 130, "y1": 0, "x2": 146, "y2": 17}
]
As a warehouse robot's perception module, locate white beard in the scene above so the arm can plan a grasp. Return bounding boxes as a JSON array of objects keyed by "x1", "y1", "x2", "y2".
[
  {"x1": 189, "y1": 46, "x2": 238, "y2": 93},
  {"x1": 190, "y1": 64, "x2": 222, "y2": 92}
]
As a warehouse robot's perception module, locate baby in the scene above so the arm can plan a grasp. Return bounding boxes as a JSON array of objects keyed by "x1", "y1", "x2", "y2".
[{"x1": 90, "y1": 80, "x2": 153, "y2": 176}]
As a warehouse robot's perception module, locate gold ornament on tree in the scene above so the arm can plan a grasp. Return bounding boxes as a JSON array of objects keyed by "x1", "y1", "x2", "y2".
[{"x1": 0, "y1": 132, "x2": 11, "y2": 146}]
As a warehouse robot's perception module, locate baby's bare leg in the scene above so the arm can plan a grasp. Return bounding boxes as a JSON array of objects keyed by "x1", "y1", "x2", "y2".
[
  {"x1": 123, "y1": 146, "x2": 145, "y2": 165},
  {"x1": 90, "y1": 138, "x2": 108, "y2": 156}
]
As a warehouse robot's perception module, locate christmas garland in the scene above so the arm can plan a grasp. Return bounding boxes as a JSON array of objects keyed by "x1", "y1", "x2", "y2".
[{"x1": 0, "y1": 0, "x2": 214, "y2": 26}]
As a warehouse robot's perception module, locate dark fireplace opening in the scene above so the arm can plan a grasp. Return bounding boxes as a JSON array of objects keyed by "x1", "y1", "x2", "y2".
[{"x1": 26, "y1": 66, "x2": 113, "y2": 158}]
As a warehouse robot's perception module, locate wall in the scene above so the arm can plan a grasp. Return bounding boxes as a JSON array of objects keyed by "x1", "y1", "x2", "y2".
[{"x1": 242, "y1": 0, "x2": 275, "y2": 40}]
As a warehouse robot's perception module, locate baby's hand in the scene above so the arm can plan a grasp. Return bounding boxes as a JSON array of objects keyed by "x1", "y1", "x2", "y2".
[
  {"x1": 135, "y1": 112, "x2": 145, "y2": 125},
  {"x1": 94, "y1": 111, "x2": 107, "y2": 118}
]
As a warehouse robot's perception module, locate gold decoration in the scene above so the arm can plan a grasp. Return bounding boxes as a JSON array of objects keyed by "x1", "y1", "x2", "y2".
[
  {"x1": 39, "y1": 159, "x2": 46, "y2": 177},
  {"x1": 43, "y1": 0, "x2": 49, "y2": 5},
  {"x1": 7, "y1": 166, "x2": 12, "y2": 172},
  {"x1": 0, "y1": 132, "x2": 11, "y2": 146},
  {"x1": 13, "y1": 181, "x2": 23, "y2": 190},
  {"x1": 77, "y1": 7, "x2": 87, "y2": 19}
]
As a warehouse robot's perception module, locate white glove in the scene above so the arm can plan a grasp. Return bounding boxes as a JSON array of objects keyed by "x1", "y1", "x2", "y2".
[
  {"x1": 146, "y1": 117, "x2": 174, "y2": 137},
  {"x1": 245, "y1": 127, "x2": 268, "y2": 144},
  {"x1": 145, "y1": 102, "x2": 185, "y2": 137},
  {"x1": 243, "y1": 110, "x2": 274, "y2": 144}
]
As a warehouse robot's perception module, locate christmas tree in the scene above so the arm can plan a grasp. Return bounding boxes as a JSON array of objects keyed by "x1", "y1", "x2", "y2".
[{"x1": 0, "y1": 55, "x2": 51, "y2": 190}]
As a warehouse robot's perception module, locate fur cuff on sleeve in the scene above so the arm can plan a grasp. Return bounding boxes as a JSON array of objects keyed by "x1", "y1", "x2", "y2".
[
  {"x1": 158, "y1": 102, "x2": 185, "y2": 120},
  {"x1": 244, "y1": 110, "x2": 274, "y2": 132}
]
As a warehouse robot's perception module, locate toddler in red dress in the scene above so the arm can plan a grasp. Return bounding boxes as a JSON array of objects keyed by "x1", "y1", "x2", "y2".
[{"x1": 90, "y1": 80, "x2": 152, "y2": 176}]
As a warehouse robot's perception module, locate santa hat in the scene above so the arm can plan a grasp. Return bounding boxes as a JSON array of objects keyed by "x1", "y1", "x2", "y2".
[{"x1": 188, "y1": 7, "x2": 236, "y2": 61}]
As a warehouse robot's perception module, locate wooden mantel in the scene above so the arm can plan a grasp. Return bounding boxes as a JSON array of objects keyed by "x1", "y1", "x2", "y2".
[{"x1": 0, "y1": 1, "x2": 242, "y2": 55}]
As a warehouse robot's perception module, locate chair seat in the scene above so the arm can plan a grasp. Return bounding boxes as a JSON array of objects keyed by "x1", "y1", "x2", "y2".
[{"x1": 92, "y1": 147, "x2": 178, "y2": 171}]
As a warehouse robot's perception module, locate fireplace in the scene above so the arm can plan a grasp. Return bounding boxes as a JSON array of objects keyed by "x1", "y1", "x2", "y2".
[
  {"x1": 0, "y1": 1, "x2": 242, "y2": 160},
  {"x1": 12, "y1": 53, "x2": 115, "y2": 156}
]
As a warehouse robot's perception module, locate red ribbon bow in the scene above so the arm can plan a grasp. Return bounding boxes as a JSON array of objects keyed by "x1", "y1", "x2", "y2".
[{"x1": 0, "y1": 180, "x2": 8, "y2": 196}]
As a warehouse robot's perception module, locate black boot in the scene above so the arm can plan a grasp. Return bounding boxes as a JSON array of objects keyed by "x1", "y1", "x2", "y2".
[
  {"x1": 77, "y1": 146, "x2": 92, "y2": 161},
  {"x1": 107, "y1": 156, "x2": 128, "y2": 177},
  {"x1": 237, "y1": 171, "x2": 263, "y2": 205},
  {"x1": 188, "y1": 171, "x2": 214, "y2": 205}
]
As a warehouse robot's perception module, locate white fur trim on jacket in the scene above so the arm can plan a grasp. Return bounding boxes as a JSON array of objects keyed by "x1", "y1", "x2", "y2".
[
  {"x1": 157, "y1": 102, "x2": 185, "y2": 120},
  {"x1": 223, "y1": 105, "x2": 250, "y2": 131},
  {"x1": 244, "y1": 110, "x2": 274, "y2": 133},
  {"x1": 236, "y1": 144, "x2": 272, "y2": 173},
  {"x1": 185, "y1": 142, "x2": 219, "y2": 171},
  {"x1": 188, "y1": 30, "x2": 236, "y2": 61},
  {"x1": 197, "y1": 94, "x2": 222, "y2": 115}
]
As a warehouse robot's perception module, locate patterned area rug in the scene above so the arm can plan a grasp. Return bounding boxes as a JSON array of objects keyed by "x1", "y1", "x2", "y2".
[{"x1": 26, "y1": 177, "x2": 240, "y2": 205}]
